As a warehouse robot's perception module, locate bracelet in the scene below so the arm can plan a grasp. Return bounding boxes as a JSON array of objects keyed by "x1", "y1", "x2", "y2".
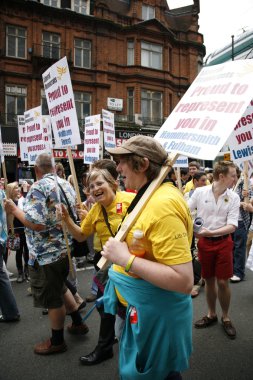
[{"x1": 125, "y1": 254, "x2": 136, "y2": 273}]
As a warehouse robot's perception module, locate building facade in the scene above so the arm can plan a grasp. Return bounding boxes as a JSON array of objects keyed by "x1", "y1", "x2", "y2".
[{"x1": 0, "y1": 0, "x2": 205, "y2": 181}]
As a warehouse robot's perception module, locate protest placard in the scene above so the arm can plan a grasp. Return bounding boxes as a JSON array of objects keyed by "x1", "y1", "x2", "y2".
[
  {"x1": 42, "y1": 115, "x2": 53, "y2": 152},
  {"x1": 173, "y1": 155, "x2": 188, "y2": 168},
  {"x1": 42, "y1": 56, "x2": 81, "y2": 148},
  {"x1": 84, "y1": 114, "x2": 100, "y2": 164},
  {"x1": 24, "y1": 106, "x2": 46, "y2": 165},
  {"x1": 18, "y1": 115, "x2": 28, "y2": 161},
  {"x1": 155, "y1": 60, "x2": 253, "y2": 160},
  {"x1": 227, "y1": 100, "x2": 253, "y2": 163},
  {"x1": 102, "y1": 109, "x2": 116, "y2": 149}
]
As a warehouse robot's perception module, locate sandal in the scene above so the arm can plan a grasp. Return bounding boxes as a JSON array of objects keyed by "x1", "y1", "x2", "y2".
[{"x1": 194, "y1": 315, "x2": 218, "y2": 328}]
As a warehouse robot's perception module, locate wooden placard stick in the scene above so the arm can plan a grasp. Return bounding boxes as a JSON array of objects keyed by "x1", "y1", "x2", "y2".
[
  {"x1": 176, "y1": 167, "x2": 183, "y2": 193},
  {"x1": 97, "y1": 152, "x2": 179, "y2": 269},
  {"x1": 67, "y1": 146, "x2": 82, "y2": 205},
  {"x1": 243, "y1": 161, "x2": 249, "y2": 203},
  {"x1": 1, "y1": 161, "x2": 8, "y2": 191}
]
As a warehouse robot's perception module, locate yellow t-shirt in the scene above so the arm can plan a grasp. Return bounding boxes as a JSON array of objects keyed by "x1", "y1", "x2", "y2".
[
  {"x1": 80, "y1": 191, "x2": 135, "y2": 248},
  {"x1": 184, "y1": 178, "x2": 210, "y2": 194},
  {"x1": 113, "y1": 182, "x2": 193, "y2": 305}
]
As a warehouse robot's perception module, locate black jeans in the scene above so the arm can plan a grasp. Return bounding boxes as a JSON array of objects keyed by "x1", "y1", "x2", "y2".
[
  {"x1": 15, "y1": 232, "x2": 29, "y2": 273},
  {"x1": 96, "y1": 288, "x2": 115, "y2": 352},
  {"x1": 165, "y1": 372, "x2": 182, "y2": 380}
]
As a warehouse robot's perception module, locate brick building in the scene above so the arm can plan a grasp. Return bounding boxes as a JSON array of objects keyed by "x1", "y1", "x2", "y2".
[{"x1": 0, "y1": 0, "x2": 205, "y2": 181}]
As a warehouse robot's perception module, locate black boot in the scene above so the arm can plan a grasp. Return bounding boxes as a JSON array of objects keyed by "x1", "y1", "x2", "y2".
[{"x1": 79, "y1": 346, "x2": 113, "y2": 365}]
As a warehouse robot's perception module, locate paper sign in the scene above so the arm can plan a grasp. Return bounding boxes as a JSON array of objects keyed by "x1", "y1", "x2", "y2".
[
  {"x1": 42, "y1": 56, "x2": 81, "y2": 148},
  {"x1": 102, "y1": 109, "x2": 116, "y2": 149},
  {"x1": 42, "y1": 115, "x2": 53, "y2": 152},
  {"x1": 155, "y1": 60, "x2": 253, "y2": 160},
  {"x1": 173, "y1": 155, "x2": 189, "y2": 168},
  {"x1": 0, "y1": 127, "x2": 4, "y2": 164},
  {"x1": 18, "y1": 115, "x2": 28, "y2": 161},
  {"x1": 84, "y1": 114, "x2": 100, "y2": 164},
  {"x1": 227, "y1": 100, "x2": 253, "y2": 163},
  {"x1": 24, "y1": 106, "x2": 46, "y2": 165}
]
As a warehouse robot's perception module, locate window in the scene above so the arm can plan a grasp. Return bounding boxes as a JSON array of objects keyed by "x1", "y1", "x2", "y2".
[
  {"x1": 42, "y1": 32, "x2": 61, "y2": 59},
  {"x1": 74, "y1": 91, "x2": 92, "y2": 120},
  {"x1": 73, "y1": 0, "x2": 89, "y2": 14},
  {"x1": 127, "y1": 40, "x2": 134, "y2": 66},
  {"x1": 6, "y1": 25, "x2": 27, "y2": 59},
  {"x1": 5, "y1": 85, "x2": 27, "y2": 124},
  {"x1": 127, "y1": 89, "x2": 134, "y2": 121},
  {"x1": 142, "y1": 5, "x2": 155, "y2": 20},
  {"x1": 40, "y1": 0, "x2": 60, "y2": 7},
  {"x1": 141, "y1": 41, "x2": 162, "y2": 70},
  {"x1": 74, "y1": 39, "x2": 91, "y2": 68},
  {"x1": 41, "y1": 89, "x2": 49, "y2": 115},
  {"x1": 141, "y1": 90, "x2": 162, "y2": 123}
]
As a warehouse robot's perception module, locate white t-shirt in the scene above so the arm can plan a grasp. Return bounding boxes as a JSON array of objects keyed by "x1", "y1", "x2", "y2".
[{"x1": 188, "y1": 184, "x2": 240, "y2": 232}]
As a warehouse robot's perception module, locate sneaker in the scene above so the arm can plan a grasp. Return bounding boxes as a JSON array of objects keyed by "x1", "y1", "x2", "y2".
[
  {"x1": 17, "y1": 273, "x2": 24, "y2": 283},
  {"x1": 230, "y1": 275, "x2": 241, "y2": 283},
  {"x1": 67, "y1": 323, "x2": 89, "y2": 335},
  {"x1": 7, "y1": 270, "x2": 14, "y2": 277},
  {"x1": 34, "y1": 339, "x2": 67, "y2": 355}
]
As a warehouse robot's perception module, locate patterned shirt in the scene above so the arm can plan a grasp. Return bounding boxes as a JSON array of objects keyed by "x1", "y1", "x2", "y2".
[
  {"x1": 0, "y1": 190, "x2": 8, "y2": 246},
  {"x1": 24, "y1": 173, "x2": 76, "y2": 265}
]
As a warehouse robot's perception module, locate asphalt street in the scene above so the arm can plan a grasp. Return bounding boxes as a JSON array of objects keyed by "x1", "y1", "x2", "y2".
[{"x1": 1, "y1": 255, "x2": 253, "y2": 380}]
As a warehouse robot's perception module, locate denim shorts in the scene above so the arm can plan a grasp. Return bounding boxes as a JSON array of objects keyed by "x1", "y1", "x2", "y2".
[{"x1": 29, "y1": 256, "x2": 69, "y2": 309}]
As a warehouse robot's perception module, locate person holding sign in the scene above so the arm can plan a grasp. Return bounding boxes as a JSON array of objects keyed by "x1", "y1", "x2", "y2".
[
  {"x1": 61, "y1": 163, "x2": 135, "y2": 366},
  {"x1": 101, "y1": 136, "x2": 193, "y2": 380},
  {"x1": 4, "y1": 153, "x2": 89, "y2": 355},
  {"x1": 188, "y1": 161, "x2": 240, "y2": 340}
]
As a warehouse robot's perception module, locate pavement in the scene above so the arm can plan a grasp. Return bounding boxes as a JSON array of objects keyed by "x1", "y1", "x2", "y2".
[{"x1": 1, "y1": 255, "x2": 253, "y2": 380}]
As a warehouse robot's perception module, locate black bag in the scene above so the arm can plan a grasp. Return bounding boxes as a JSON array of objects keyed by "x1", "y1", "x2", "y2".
[{"x1": 71, "y1": 237, "x2": 89, "y2": 258}]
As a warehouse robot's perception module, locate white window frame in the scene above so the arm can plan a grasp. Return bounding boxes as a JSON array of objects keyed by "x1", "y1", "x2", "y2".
[
  {"x1": 5, "y1": 85, "x2": 27, "y2": 123},
  {"x1": 42, "y1": 31, "x2": 61, "y2": 59},
  {"x1": 74, "y1": 38, "x2": 91, "y2": 68},
  {"x1": 141, "y1": 89, "x2": 163, "y2": 122},
  {"x1": 40, "y1": 0, "x2": 60, "y2": 7},
  {"x1": 142, "y1": 5, "x2": 155, "y2": 20},
  {"x1": 73, "y1": 0, "x2": 90, "y2": 14},
  {"x1": 141, "y1": 41, "x2": 162, "y2": 70},
  {"x1": 6, "y1": 25, "x2": 27, "y2": 59},
  {"x1": 74, "y1": 91, "x2": 92, "y2": 120},
  {"x1": 127, "y1": 40, "x2": 134, "y2": 66}
]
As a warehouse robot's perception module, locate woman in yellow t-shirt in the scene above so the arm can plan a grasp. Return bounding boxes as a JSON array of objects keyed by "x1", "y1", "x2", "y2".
[{"x1": 62, "y1": 167, "x2": 135, "y2": 366}]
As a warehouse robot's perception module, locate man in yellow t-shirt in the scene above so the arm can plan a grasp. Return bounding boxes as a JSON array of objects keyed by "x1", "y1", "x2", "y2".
[{"x1": 103, "y1": 136, "x2": 193, "y2": 380}]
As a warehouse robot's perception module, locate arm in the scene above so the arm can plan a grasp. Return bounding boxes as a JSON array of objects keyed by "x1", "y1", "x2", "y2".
[
  {"x1": 195, "y1": 224, "x2": 236, "y2": 238},
  {"x1": 102, "y1": 238, "x2": 193, "y2": 294},
  {"x1": 4, "y1": 199, "x2": 45, "y2": 232},
  {"x1": 61, "y1": 204, "x2": 88, "y2": 242}
]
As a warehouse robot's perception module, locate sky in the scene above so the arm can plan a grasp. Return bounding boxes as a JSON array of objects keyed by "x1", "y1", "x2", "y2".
[{"x1": 167, "y1": 0, "x2": 253, "y2": 58}]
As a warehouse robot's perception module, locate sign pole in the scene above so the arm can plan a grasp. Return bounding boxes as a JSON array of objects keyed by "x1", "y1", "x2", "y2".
[
  {"x1": 97, "y1": 153, "x2": 178, "y2": 269},
  {"x1": 243, "y1": 161, "x2": 249, "y2": 203}
]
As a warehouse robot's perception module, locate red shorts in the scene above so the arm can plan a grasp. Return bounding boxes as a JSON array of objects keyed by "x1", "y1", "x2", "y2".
[{"x1": 197, "y1": 235, "x2": 233, "y2": 280}]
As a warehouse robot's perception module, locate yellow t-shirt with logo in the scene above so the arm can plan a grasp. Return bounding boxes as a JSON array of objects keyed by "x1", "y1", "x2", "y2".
[
  {"x1": 80, "y1": 191, "x2": 135, "y2": 248},
  {"x1": 183, "y1": 178, "x2": 210, "y2": 194},
  {"x1": 113, "y1": 182, "x2": 193, "y2": 306}
]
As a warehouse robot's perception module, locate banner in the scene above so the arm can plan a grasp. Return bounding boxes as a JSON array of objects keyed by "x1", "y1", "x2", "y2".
[
  {"x1": 42, "y1": 56, "x2": 81, "y2": 148},
  {"x1": 155, "y1": 60, "x2": 253, "y2": 160},
  {"x1": 102, "y1": 109, "x2": 116, "y2": 149},
  {"x1": 24, "y1": 106, "x2": 46, "y2": 165},
  {"x1": 18, "y1": 115, "x2": 28, "y2": 161},
  {"x1": 227, "y1": 100, "x2": 253, "y2": 163},
  {"x1": 84, "y1": 114, "x2": 100, "y2": 164}
]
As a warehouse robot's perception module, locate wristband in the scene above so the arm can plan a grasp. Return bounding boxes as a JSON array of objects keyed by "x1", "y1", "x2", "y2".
[{"x1": 125, "y1": 254, "x2": 136, "y2": 273}]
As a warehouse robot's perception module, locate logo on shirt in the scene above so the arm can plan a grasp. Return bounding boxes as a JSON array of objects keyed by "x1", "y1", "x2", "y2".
[{"x1": 116, "y1": 203, "x2": 122, "y2": 214}]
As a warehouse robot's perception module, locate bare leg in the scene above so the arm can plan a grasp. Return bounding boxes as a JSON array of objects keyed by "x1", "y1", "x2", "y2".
[
  {"x1": 63, "y1": 288, "x2": 78, "y2": 314},
  {"x1": 204, "y1": 277, "x2": 217, "y2": 318},
  {"x1": 217, "y1": 278, "x2": 231, "y2": 320},
  {"x1": 48, "y1": 305, "x2": 65, "y2": 330}
]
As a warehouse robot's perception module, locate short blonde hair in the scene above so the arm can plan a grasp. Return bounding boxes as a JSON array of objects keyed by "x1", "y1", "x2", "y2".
[{"x1": 87, "y1": 168, "x2": 118, "y2": 193}]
